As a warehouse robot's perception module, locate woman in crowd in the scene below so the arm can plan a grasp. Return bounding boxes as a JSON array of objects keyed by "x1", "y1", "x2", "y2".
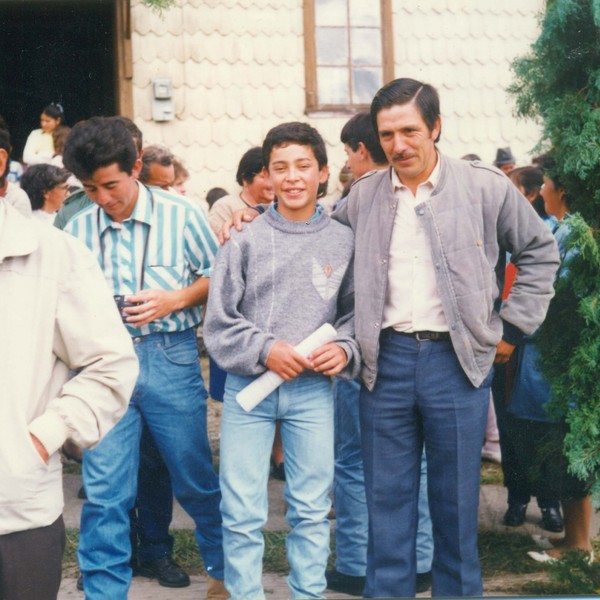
[
  {"x1": 20, "y1": 164, "x2": 69, "y2": 224},
  {"x1": 23, "y1": 103, "x2": 65, "y2": 166}
]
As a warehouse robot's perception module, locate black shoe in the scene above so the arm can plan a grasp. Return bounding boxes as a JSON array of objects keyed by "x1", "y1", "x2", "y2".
[
  {"x1": 325, "y1": 570, "x2": 365, "y2": 597},
  {"x1": 540, "y1": 506, "x2": 564, "y2": 533},
  {"x1": 76, "y1": 574, "x2": 83, "y2": 591},
  {"x1": 137, "y1": 556, "x2": 191, "y2": 588},
  {"x1": 416, "y1": 571, "x2": 432, "y2": 593},
  {"x1": 503, "y1": 503, "x2": 527, "y2": 526}
]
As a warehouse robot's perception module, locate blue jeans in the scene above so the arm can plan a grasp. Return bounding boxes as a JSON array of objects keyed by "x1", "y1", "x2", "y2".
[
  {"x1": 220, "y1": 373, "x2": 334, "y2": 600},
  {"x1": 333, "y1": 376, "x2": 433, "y2": 577},
  {"x1": 133, "y1": 422, "x2": 174, "y2": 563},
  {"x1": 360, "y1": 331, "x2": 490, "y2": 598},
  {"x1": 78, "y1": 329, "x2": 224, "y2": 599}
]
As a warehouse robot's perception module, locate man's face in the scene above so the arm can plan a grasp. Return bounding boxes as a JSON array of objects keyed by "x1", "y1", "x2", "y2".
[
  {"x1": 344, "y1": 143, "x2": 366, "y2": 179},
  {"x1": 499, "y1": 163, "x2": 515, "y2": 174},
  {"x1": 376, "y1": 102, "x2": 440, "y2": 190},
  {"x1": 245, "y1": 170, "x2": 275, "y2": 204},
  {"x1": 146, "y1": 162, "x2": 175, "y2": 190},
  {"x1": 267, "y1": 143, "x2": 328, "y2": 222},
  {"x1": 81, "y1": 160, "x2": 141, "y2": 223}
]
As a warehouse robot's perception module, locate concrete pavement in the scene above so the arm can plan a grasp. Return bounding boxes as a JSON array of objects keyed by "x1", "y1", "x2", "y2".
[{"x1": 58, "y1": 471, "x2": 600, "y2": 598}]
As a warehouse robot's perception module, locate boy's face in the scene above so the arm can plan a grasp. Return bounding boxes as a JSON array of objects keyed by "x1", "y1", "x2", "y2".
[{"x1": 267, "y1": 143, "x2": 328, "y2": 222}]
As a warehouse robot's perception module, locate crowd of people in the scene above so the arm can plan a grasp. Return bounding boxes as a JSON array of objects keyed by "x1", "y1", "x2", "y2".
[{"x1": 0, "y1": 77, "x2": 595, "y2": 600}]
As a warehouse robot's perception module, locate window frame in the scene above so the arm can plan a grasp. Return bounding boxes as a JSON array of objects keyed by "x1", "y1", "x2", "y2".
[{"x1": 304, "y1": 0, "x2": 394, "y2": 113}]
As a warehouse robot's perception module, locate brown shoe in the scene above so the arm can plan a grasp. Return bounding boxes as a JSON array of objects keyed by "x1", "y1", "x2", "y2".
[{"x1": 206, "y1": 575, "x2": 229, "y2": 600}]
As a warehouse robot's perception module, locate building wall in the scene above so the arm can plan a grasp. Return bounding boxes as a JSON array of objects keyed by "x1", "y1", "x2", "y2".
[{"x1": 131, "y1": 0, "x2": 544, "y2": 208}]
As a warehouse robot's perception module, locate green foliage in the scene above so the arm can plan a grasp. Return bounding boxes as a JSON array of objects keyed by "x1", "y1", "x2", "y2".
[
  {"x1": 509, "y1": 0, "x2": 600, "y2": 225},
  {"x1": 510, "y1": 1, "x2": 600, "y2": 504},
  {"x1": 141, "y1": 0, "x2": 176, "y2": 15},
  {"x1": 525, "y1": 548, "x2": 600, "y2": 595}
]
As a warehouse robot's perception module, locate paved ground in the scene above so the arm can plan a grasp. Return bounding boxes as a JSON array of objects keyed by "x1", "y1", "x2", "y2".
[{"x1": 58, "y1": 470, "x2": 600, "y2": 599}]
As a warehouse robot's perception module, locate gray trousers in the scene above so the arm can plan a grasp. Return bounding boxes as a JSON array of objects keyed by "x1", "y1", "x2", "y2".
[{"x1": 0, "y1": 515, "x2": 65, "y2": 600}]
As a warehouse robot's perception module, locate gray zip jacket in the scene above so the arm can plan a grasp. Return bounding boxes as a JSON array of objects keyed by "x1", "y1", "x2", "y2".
[{"x1": 333, "y1": 155, "x2": 560, "y2": 390}]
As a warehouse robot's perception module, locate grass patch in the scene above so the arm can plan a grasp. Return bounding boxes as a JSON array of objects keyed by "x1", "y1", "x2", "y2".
[
  {"x1": 478, "y1": 530, "x2": 546, "y2": 578},
  {"x1": 480, "y1": 461, "x2": 503, "y2": 486}
]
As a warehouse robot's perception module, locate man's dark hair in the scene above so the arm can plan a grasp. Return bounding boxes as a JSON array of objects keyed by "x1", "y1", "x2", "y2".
[
  {"x1": 206, "y1": 186, "x2": 228, "y2": 209},
  {"x1": 340, "y1": 112, "x2": 387, "y2": 165},
  {"x1": 63, "y1": 117, "x2": 138, "y2": 180},
  {"x1": 110, "y1": 116, "x2": 144, "y2": 155},
  {"x1": 370, "y1": 78, "x2": 441, "y2": 142},
  {"x1": 236, "y1": 147, "x2": 265, "y2": 186},
  {"x1": 20, "y1": 164, "x2": 69, "y2": 210},
  {"x1": 140, "y1": 144, "x2": 174, "y2": 183},
  {"x1": 262, "y1": 122, "x2": 328, "y2": 198},
  {"x1": 508, "y1": 166, "x2": 548, "y2": 218}
]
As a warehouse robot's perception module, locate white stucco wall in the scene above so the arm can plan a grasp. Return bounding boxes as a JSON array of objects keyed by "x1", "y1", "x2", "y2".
[{"x1": 131, "y1": 0, "x2": 545, "y2": 208}]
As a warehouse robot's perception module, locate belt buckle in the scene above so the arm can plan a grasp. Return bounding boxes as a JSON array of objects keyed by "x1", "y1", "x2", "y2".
[{"x1": 415, "y1": 331, "x2": 429, "y2": 342}]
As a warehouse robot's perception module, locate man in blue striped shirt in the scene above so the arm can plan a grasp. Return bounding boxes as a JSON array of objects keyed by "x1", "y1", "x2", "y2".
[{"x1": 63, "y1": 117, "x2": 226, "y2": 600}]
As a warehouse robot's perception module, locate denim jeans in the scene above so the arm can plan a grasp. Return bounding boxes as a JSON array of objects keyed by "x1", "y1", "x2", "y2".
[
  {"x1": 333, "y1": 378, "x2": 433, "y2": 578},
  {"x1": 133, "y1": 421, "x2": 174, "y2": 563},
  {"x1": 78, "y1": 329, "x2": 224, "y2": 599},
  {"x1": 360, "y1": 331, "x2": 490, "y2": 598},
  {"x1": 220, "y1": 373, "x2": 334, "y2": 600}
]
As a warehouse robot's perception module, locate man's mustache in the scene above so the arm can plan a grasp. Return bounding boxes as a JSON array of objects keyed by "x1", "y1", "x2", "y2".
[{"x1": 392, "y1": 153, "x2": 414, "y2": 161}]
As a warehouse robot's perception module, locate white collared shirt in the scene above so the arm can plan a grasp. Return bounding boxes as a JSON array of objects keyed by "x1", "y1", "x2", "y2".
[{"x1": 382, "y1": 157, "x2": 449, "y2": 332}]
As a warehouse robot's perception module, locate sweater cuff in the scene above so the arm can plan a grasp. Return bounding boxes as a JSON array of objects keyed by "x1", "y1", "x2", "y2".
[
  {"x1": 29, "y1": 410, "x2": 70, "y2": 458},
  {"x1": 502, "y1": 320, "x2": 526, "y2": 346}
]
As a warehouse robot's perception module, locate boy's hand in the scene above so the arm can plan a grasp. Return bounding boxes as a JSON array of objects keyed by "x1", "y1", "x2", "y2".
[
  {"x1": 266, "y1": 341, "x2": 312, "y2": 380},
  {"x1": 309, "y1": 342, "x2": 348, "y2": 376},
  {"x1": 124, "y1": 289, "x2": 181, "y2": 327},
  {"x1": 219, "y1": 208, "x2": 259, "y2": 244}
]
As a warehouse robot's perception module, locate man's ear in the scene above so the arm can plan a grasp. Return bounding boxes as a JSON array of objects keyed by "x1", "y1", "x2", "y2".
[
  {"x1": 131, "y1": 157, "x2": 143, "y2": 180},
  {"x1": 357, "y1": 142, "x2": 368, "y2": 161}
]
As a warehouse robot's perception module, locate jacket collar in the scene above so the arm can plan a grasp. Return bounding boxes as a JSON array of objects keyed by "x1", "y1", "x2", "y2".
[{"x1": 0, "y1": 201, "x2": 38, "y2": 263}]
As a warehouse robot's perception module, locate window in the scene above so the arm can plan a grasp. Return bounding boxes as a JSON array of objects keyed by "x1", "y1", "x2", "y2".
[{"x1": 304, "y1": 0, "x2": 394, "y2": 112}]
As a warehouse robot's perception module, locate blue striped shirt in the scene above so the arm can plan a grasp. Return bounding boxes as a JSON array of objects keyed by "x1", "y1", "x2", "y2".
[{"x1": 65, "y1": 183, "x2": 218, "y2": 337}]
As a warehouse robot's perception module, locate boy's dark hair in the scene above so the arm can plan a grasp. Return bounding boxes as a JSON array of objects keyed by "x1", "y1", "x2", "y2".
[
  {"x1": 206, "y1": 186, "x2": 228, "y2": 209},
  {"x1": 43, "y1": 103, "x2": 65, "y2": 121},
  {"x1": 110, "y1": 116, "x2": 143, "y2": 155},
  {"x1": 236, "y1": 147, "x2": 265, "y2": 186},
  {"x1": 340, "y1": 112, "x2": 387, "y2": 165},
  {"x1": 20, "y1": 164, "x2": 69, "y2": 210},
  {"x1": 140, "y1": 144, "x2": 174, "y2": 183},
  {"x1": 262, "y1": 122, "x2": 328, "y2": 198},
  {"x1": 370, "y1": 78, "x2": 441, "y2": 142},
  {"x1": 63, "y1": 117, "x2": 138, "y2": 180}
]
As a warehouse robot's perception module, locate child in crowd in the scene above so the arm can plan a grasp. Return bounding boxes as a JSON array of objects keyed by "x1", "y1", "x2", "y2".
[{"x1": 204, "y1": 122, "x2": 359, "y2": 599}]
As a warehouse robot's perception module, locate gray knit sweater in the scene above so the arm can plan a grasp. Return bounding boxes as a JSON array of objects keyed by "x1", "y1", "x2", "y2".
[{"x1": 204, "y1": 207, "x2": 359, "y2": 379}]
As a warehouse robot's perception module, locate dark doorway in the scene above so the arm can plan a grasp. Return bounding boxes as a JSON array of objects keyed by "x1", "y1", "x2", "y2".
[{"x1": 0, "y1": 0, "x2": 116, "y2": 161}]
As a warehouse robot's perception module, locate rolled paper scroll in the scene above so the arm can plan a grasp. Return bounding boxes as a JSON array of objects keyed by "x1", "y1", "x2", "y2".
[{"x1": 236, "y1": 323, "x2": 337, "y2": 412}]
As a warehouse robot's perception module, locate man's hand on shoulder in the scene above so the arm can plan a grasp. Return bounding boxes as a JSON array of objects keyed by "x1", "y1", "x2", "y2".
[
  {"x1": 309, "y1": 342, "x2": 348, "y2": 376},
  {"x1": 124, "y1": 289, "x2": 182, "y2": 327},
  {"x1": 265, "y1": 341, "x2": 312, "y2": 380},
  {"x1": 219, "y1": 207, "x2": 260, "y2": 244},
  {"x1": 494, "y1": 339, "x2": 516, "y2": 364}
]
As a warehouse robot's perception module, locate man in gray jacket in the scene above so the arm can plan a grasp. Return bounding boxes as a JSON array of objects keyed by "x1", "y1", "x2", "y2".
[
  {"x1": 334, "y1": 78, "x2": 559, "y2": 598},
  {"x1": 222, "y1": 78, "x2": 559, "y2": 599}
]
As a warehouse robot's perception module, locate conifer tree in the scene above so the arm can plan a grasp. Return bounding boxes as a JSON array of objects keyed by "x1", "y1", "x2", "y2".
[{"x1": 510, "y1": 0, "x2": 600, "y2": 501}]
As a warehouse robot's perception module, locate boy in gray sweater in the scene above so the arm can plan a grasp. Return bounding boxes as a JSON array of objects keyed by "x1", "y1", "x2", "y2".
[{"x1": 204, "y1": 122, "x2": 360, "y2": 600}]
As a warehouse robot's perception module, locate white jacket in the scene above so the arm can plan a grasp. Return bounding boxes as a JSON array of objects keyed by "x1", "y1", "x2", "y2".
[{"x1": 0, "y1": 201, "x2": 138, "y2": 534}]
